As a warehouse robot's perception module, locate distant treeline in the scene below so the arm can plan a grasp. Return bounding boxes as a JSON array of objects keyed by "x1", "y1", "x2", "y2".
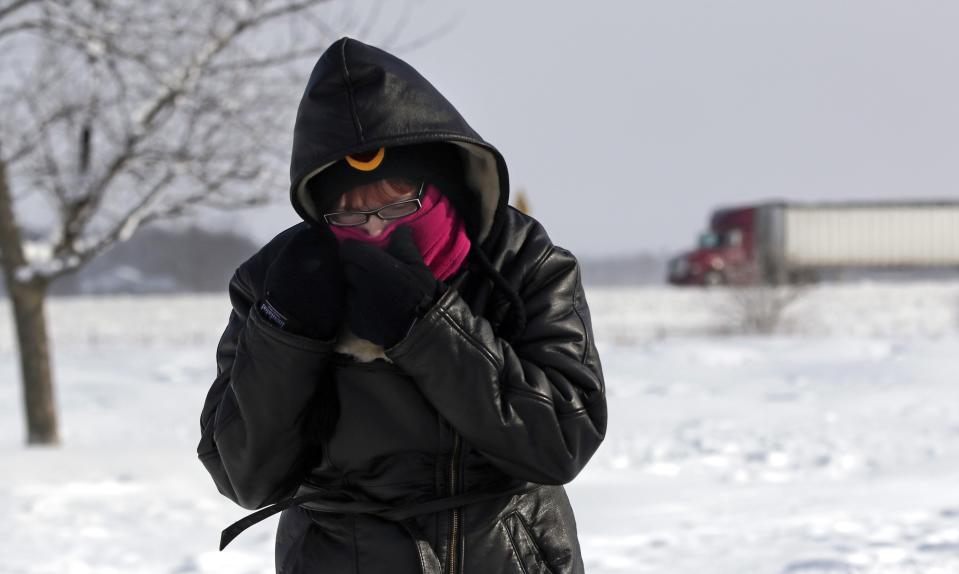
[
  {"x1": 0, "y1": 226, "x2": 262, "y2": 297},
  {"x1": 0, "y1": 228, "x2": 670, "y2": 297},
  {"x1": 578, "y1": 252, "x2": 670, "y2": 286}
]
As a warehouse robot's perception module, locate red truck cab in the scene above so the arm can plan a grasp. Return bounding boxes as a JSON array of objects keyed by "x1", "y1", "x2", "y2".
[{"x1": 668, "y1": 207, "x2": 758, "y2": 285}]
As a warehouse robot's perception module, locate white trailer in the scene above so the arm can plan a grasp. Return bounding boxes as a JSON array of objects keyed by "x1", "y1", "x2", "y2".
[{"x1": 756, "y1": 201, "x2": 959, "y2": 282}]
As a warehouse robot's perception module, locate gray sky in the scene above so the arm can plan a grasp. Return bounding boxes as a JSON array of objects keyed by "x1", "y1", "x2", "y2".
[{"x1": 225, "y1": 0, "x2": 959, "y2": 258}]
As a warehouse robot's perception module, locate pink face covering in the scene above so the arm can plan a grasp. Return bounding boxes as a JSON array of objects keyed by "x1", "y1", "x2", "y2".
[{"x1": 328, "y1": 183, "x2": 471, "y2": 281}]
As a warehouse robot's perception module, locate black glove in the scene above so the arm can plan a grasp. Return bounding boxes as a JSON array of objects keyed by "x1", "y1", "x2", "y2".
[
  {"x1": 339, "y1": 225, "x2": 448, "y2": 348},
  {"x1": 257, "y1": 226, "x2": 346, "y2": 340}
]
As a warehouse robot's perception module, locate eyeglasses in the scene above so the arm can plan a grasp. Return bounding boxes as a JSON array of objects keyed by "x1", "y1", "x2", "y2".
[{"x1": 323, "y1": 181, "x2": 425, "y2": 227}]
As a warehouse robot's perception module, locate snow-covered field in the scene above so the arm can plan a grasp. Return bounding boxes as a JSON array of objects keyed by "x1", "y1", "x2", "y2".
[{"x1": 1, "y1": 282, "x2": 958, "y2": 574}]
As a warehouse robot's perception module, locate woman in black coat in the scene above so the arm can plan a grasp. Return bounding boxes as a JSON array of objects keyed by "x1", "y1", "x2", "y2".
[{"x1": 197, "y1": 37, "x2": 607, "y2": 574}]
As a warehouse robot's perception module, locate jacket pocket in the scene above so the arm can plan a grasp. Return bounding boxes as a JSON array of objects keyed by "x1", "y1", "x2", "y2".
[{"x1": 499, "y1": 510, "x2": 556, "y2": 574}]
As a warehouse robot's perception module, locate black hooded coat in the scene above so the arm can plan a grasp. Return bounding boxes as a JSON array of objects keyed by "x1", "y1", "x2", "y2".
[{"x1": 197, "y1": 37, "x2": 607, "y2": 574}]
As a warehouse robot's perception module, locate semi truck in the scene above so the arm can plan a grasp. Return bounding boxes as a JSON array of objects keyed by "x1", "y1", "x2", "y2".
[{"x1": 667, "y1": 200, "x2": 959, "y2": 286}]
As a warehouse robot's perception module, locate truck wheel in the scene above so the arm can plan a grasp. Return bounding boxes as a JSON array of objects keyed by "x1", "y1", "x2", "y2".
[
  {"x1": 703, "y1": 270, "x2": 725, "y2": 287},
  {"x1": 788, "y1": 270, "x2": 819, "y2": 285}
]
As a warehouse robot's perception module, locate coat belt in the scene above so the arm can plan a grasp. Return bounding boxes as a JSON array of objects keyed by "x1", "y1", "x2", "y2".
[{"x1": 220, "y1": 478, "x2": 539, "y2": 573}]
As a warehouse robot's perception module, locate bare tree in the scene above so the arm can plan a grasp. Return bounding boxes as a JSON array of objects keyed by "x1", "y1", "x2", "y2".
[
  {"x1": 718, "y1": 284, "x2": 808, "y2": 335},
  {"x1": 0, "y1": 0, "x2": 449, "y2": 445}
]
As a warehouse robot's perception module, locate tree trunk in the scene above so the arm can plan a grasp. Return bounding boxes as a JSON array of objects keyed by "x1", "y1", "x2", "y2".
[
  {"x1": 0, "y1": 157, "x2": 60, "y2": 445},
  {"x1": 10, "y1": 283, "x2": 59, "y2": 444}
]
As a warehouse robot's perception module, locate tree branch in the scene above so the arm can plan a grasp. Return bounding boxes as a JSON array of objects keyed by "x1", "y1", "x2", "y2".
[
  {"x1": 0, "y1": 0, "x2": 39, "y2": 22},
  {"x1": 208, "y1": 39, "x2": 335, "y2": 73},
  {"x1": 0, "y1": 17, "x2": 40, "y2": 39},
  {"x1": 67, "y1": 0, "x2": 329, "y2": 241},
  {"x1": 3, "y1": 0, "x2": 429, "y2": 285}
]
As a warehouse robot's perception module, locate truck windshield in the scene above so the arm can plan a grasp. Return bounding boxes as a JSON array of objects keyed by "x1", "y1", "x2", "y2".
[
  {"x1": 698, "y1": 232, "x2": 720, "y2": 249},
  {"x1": 698, "y1": 229, "x2": 743, "y2": 249}
]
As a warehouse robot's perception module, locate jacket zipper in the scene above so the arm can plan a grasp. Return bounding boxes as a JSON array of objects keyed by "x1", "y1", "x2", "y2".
[{"x1": 448, "y1": 430, "x2": 461, "y2": 574}]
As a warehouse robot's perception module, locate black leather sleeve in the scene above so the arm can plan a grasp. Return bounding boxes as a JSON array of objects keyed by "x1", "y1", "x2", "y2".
[
  {"x1": 384, "y1": 243, "x2": 607, "y2": 485},
  {"x1": 196, "y1": 268, "x2": 337, "y2": 510}
]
